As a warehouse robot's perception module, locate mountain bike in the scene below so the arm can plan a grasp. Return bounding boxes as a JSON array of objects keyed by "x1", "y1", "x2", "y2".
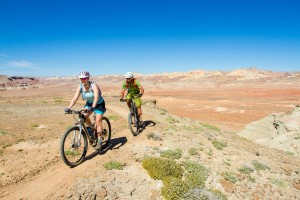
[
  {"x1": 121, "y1": 96, "x2": 143, "y2": 136},
  {"x1": 60, "y1": 109, "x2": 111, "y2": 167}
]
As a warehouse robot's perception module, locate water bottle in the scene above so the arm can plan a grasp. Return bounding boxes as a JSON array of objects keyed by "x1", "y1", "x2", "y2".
[{"x1": 87, "y1": 127, "x2": 93, "y2": 138}]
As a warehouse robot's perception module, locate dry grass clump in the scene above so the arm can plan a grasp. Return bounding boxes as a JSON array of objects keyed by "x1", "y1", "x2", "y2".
[
  {"x1": 160, "y1": 148, "x2": 183, "y2": 160},
  {"x1": 252, "y1": 160, "x2": 270, "y2": 171},
  {"x1": 212, "y1": 139, "x2": 227, "y2": 150},
  {"x1": 223, "y1": 171, "x2": 238, "y2": 183},
  {"x1": 146, "y1": 132, "x2": 162, "y2": 141},
  {"x1": 103, "y1": 161, "x2": 123, "y2": 170},
  {"x1": 183, "y1": 160, "x2": 208, "y2": 189}
]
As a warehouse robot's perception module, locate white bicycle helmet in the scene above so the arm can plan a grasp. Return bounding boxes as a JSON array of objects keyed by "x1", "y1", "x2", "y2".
[
  {"x1": 78, "y1": 71, "x2": 90, "y2": 78},
  {"x1": 125, "y1": 72, "x2": 133, "y2": 79}
]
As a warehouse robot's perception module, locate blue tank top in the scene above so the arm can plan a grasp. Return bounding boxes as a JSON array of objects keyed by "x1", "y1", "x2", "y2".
[{"x1": 80, "y1": 82, "x2": 104, "y2": 104}]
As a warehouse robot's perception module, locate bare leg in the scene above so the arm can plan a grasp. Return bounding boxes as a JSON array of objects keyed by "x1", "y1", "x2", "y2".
[
  {"x1": 137, "y1": 106, "x2": 142, "y2": 122},
  {"x1": 95, "y1": 114, "x2": 103, "y2": 138}
]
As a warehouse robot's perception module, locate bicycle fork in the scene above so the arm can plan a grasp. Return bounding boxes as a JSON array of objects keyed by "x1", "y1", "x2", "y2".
[{"x1": 71, "y1": 125, "x2": 83, "y2": 148}]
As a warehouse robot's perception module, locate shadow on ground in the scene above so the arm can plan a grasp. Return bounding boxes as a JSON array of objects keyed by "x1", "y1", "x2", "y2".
[{"x1": 76, "y1": 136, "x2": 128, "y2": 167}]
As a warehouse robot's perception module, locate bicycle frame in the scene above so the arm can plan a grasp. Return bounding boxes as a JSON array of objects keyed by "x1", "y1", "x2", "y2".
[{"x1": 71, "y1": 111, "x2": 96, "y2": 145}]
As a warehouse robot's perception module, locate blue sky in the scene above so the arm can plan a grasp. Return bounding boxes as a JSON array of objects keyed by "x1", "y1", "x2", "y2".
[{"x1": 0, "y1": 0, "x2": 299, "y2": 77}]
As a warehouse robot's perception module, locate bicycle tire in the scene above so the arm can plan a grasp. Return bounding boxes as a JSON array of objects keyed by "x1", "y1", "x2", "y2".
[
  {"x1": 128, "y1": 111, "x2": 140, "y2": 136},
  {"x1": 101, "y1": 117, "x2": 111, "y2": 149},
  {"x1": 60, "y1": 126, "x2": 88, "y2": 167}
]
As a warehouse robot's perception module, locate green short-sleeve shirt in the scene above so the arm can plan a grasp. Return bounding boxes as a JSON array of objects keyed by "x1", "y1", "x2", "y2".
[{"x1": 122, "y1": 79, "x2": 141, "y2": 95}]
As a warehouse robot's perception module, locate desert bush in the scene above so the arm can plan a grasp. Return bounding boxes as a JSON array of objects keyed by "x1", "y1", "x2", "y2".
[
  {"x1": 183, "y1": 125, "x2": 203, "y2": 133},
  {"x1": 54, "y1": 96, "x2": 63, "y2": 103},
  {"x1": 166, "y1": 116, "x2": 179, "y2": 124},
  {"x1": 270, "y1": 177, "x2": 288, "y2": 187},
  {"x1": 146, "y1": 132, "x2": 162, "y2": 141},
  {"x1": 238, "y1": 165, "x2": 254, "y2": 175},
  {"x1": 142, "y1": 157, "x2": 183, "y2": 180},
  {"x1": 223, "y1": 172, "x2": 238, "y2": 183},
  {"x1": 160, "y1": 148, "x2": 183, "y2": 160},
  {"x1": 31, "y1": 123, "x2": 39, "y2": 128},
  {"x1": 0, "y1": 130, "x2": 8, "y2": 135},
  {"x1": 207, "y1": 148, "x2": 213, "y2": 156},
  {"x1": 103, "y1": 161, "x2": 123, "y2": 170},
  {"x1": 188, "y1": 148, "x2": 199, "y2": 156},
  {"x1": 162, "y1": 177, "x2": 188, "y2": 200},
  {"x1": 107, "y1": 115, "x2": 119, "y2": 121},
  {"x1": 183, "y1": 160, "x2": 208, "y2": 189},
  {"x1": 248, "y1": 176, "x2": 256, "y2": 183},
  {"x1": 201, "y1": 123, "x2": 220, "y2": 132},
  {"x1": 223, "y1": 160, "x2": 231, "y2": 166},
  {"x1": 286, "y1": 151, "x2": 294, "y2": 156},
  {"x1": 184, "y1": 188, "x2": 227, "y2": 200},
  {"x1": 64, "y1": 149, "x2": 80, "y2": 156},
  {"x1": 212, "y1": 139, "x2": 227, "y2": 150},
  {"x1": 252, "y1": 160, "x2": 270, "y2": 171}
]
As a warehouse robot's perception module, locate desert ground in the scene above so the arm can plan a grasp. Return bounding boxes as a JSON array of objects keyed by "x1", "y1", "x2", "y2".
[{"x1": 0, "y1": 68, "x2": 300, "y2": 199}]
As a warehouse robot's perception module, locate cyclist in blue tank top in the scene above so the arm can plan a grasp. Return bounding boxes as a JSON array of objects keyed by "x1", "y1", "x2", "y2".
[{"x1": 65, "y1": 71, "x2": 106, "y2": 150}]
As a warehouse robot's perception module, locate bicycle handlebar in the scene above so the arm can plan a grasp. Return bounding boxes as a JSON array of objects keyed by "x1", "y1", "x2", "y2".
[{"x1": 65, "y1": 109, "x2": 88, "y2": 115}]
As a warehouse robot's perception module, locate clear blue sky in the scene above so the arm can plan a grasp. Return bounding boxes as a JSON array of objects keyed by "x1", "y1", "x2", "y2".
[{"x1": 1, "y1": 0, "x2": 299, "y2": 77}]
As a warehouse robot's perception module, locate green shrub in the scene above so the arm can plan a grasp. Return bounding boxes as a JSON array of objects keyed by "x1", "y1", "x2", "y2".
[
  {"x1": 162, "y1": 177, "x2": 188, "y2": 200},
  {"x1": 209, "y1": 189, "x2": 227, "y2": 200},
  {"x1": 202, "y1": 123, "x2": 220, "y2": 132},
  {"x1": 107, "y1": 115, "x2": 119, "y2": 121},
  {"x1": 286, "y1": 151, "x2": 294, "y2": 156},
  {"x1": 166, "y1": 116, "x2": 179, "y2": 124},
  {"x1": 183, "y1": 125, "x2": 203, "y2": 133},
  {"x1": 64, "y1": 149, "x2": 80, "y2": 156},
  {"x1": 183, "y1": 161, "x2": 208, "y2": 189},
  {"x1": 188, "y1": 148, "x2": 199, "y2": 156},
  {"x1": 223, "y1": 160, "x2": 231, "y2": 166},
  {"x1": 146, "y1": 132, "x2": 162, "y2": 141},
  {"x1": 0, "y1": 130, "x2": 8, "y2": 135},
  {"x1": 223, "y1": 172, "x2": 238, "y2": 183},
  {"x1": 183, "y1": 188, "x2": 227, "y2": 200},
  {"x1": 249, "y1": 176, "x2": 256, "y2": 183},
  {"x1": 54, "y1": 96, "x2": 63, "y2": 103},
  {"x1": 160, "y1": 148, "x2": 183, "y2": 160},
  {"x1": 238, "y1": 165, "x2": 254, "y2": 175},
  {"x1": 207, "y1": 148, "x2": 213, "y2": 156},
  {"x1": 270, "y1": 176, "x2": 288, "y2": 187},
  {"x1": 103, "y1": 161, "x2": 123, "y2": 170},
  {"x1": 212, "y1": 140, "x2": 227, "y2": 150},
  {"x1": 252, "y1": 160, "x2": 270, "y2": 171},
  {"x1": 142, "y1": 157, "x2": 183, "y2": 180},
  {"x1": 31, "y1": 123, "x2": 39, "y2": 128}
]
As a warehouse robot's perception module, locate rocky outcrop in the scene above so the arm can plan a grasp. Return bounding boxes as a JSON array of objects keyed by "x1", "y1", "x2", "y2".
[{"x1": 238, "y1": 105, "x2": 300, "y2": 156}]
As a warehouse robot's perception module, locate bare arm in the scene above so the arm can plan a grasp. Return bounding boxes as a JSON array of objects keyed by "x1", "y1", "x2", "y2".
[
  {"x1": 120, "y1": 88, "x2": 126, "y2": 100},
  {"x1": 92, "y1": 83, "x2": 100, "y2": 108},
  {"x1": 139, "y1": 85, "x2": 144, "y2": 95},
  {"x1": 68, "y1": 86, "x2": 81, "y2": 109}
]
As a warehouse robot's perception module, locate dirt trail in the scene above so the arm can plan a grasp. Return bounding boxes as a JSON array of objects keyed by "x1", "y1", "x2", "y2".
[{"x1": 1, "y1": 103, "x2": 150, "y2": 200}]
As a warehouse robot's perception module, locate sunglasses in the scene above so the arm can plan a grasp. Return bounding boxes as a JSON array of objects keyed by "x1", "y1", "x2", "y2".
[{"x1": 80, "y1": 78, "x2": 88, "y2": 81}]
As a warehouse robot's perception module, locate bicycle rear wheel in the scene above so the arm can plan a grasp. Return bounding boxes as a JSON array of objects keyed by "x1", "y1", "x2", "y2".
[
  {"x1": 128, "y1": 111, "x2": 140, "y2": 136},
  {"x1": 60, "y1": 126, "x2": 87, "y2": 167},
  {"x1": 101, "y1": 117, "x2": 111, "y2": 149}
]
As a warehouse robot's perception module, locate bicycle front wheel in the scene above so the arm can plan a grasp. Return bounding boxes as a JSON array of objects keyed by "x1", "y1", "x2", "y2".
[
  {"x1": 101, "y1": 117, "x2": 111, "y2": 149},
  {"x1": 128, "y1": 111, "x2": 140, "y2": 136},
  {"x1": 60, "y1": 126, "x2": 88, "y2": 167}
]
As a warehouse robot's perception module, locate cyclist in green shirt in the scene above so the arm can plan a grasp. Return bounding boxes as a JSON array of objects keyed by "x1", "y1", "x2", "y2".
[{"x1": 120, "y1": 72, "x2": 144, "y2": 126}]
